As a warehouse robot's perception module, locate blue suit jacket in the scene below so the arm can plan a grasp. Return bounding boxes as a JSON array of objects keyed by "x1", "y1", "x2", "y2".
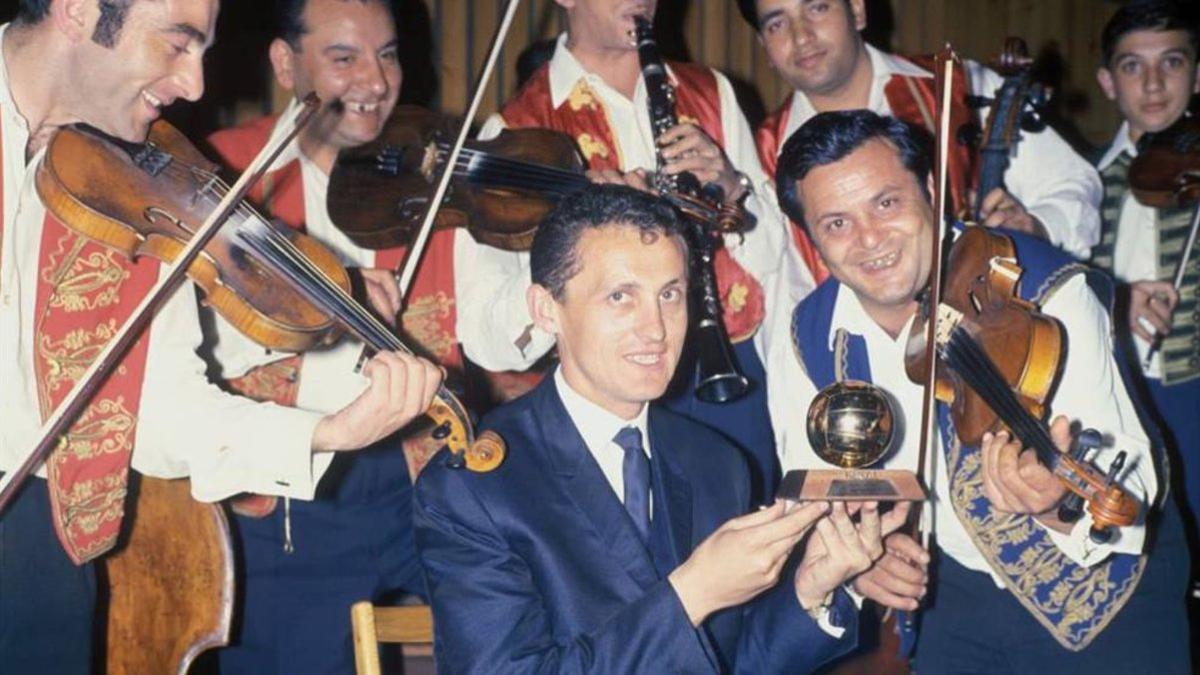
[{"x1": 415, "y1": 376, "x2": 857, "y2": 673}]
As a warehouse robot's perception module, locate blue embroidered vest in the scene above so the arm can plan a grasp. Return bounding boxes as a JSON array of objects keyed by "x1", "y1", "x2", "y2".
[{"x1": 791, "y1": 226, "x2": 1147, "y2": 651}]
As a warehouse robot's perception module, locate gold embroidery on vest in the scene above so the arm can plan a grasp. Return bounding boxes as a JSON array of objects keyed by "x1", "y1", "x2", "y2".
[
  {"x1": 37, "y1": 319, "x2": 119, "y2": 397},
  {"x1": 400, "y1": 292, "x2": 455, "y2": 360},
  {"x1": 47, "y1": 250, "x2": 129, "y2": 312},
  {"x1": 567, "y1": 80, "x2": 599, "y2": 111},
  {"x1": 576, "y1": 133, "x2": 610, "y2": 163},
  {"x1": 726, "y1": 282, "x2": 748, "y2": 314}
]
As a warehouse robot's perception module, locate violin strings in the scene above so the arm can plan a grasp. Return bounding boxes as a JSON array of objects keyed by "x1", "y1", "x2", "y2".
[
  {"x1": 438, "y1": 146, "x2": 590, "y2": 193},
  {"x1": 193, "y1": 182, "x2": 405, "y2": 355},
  {"x1": 942, "y1": 328, "x2": 1060, "y2": 466},
  {"x1": 444, "y1": 145, "x2": 588, "y2": 185}
]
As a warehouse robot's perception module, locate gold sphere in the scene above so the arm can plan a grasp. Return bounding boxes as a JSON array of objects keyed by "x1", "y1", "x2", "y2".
[{"x1": 806, "y1": 380, "x2": 896, "y2": 468}]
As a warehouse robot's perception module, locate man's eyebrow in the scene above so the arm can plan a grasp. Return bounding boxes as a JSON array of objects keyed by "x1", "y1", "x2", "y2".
[
  {"x1": 169, "y1": 23, "x2": 208, "y2": 47},
  {"x1": 758, "y1": 8, "x2": 784, "y2": 27},
  {"x1": 379, "y1": 38, "x2": 400, "y2": 52},
  {"x1": 324, "y1": 43, "x2": 362, "y2": 55}
]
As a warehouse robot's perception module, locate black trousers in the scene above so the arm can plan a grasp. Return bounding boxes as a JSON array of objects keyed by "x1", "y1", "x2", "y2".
[{"x1": 0, "y1": 477, "x2": 96, "y2": 673}]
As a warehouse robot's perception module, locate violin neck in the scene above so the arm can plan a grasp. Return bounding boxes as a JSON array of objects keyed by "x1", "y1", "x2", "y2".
[{"x1": 454, "y1": 146, "x2": 590, "y2": 196}]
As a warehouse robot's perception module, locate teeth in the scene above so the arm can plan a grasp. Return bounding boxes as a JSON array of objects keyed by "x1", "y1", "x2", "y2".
[
  {"x1": 349, "y1": 102, "x2": 379, "y2": 113},
  {"x1": 862, "y1": 251, "x2": 898, "y2": 271},
  {"x1": 629, "y1": 354, "x2": 661, "y2": 365},
  {"x1": 142, "y1": 91, "x2": 163, "y2": 108}
]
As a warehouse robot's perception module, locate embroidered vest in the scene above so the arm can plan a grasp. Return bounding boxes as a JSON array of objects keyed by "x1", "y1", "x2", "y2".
[
  {"x1": 34, "y1": 212, "x2": 158, "y2": 564},
  {"x1": 1092, "y1": 151, "x2": 1200, "y2": 385},
  {"x1": 791, "y1": 227, "x2": 1146, "y2": 651},
  {"x1": 206, "y1": 117, "x2": 463, "y2": 513},
  {"x1": 757, "y1": 54, "x2": 975, "y2": 286},
  {"x1": 501, "y1": 62, "x2": 766, "y2": 342}
]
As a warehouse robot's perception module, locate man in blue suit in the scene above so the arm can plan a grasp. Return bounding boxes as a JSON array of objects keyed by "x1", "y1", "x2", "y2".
[{"x1": 415, "y1": 184, "x2": 907, "y2": 673}]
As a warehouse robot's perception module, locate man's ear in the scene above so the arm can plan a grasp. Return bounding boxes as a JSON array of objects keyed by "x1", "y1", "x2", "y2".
[
  {"x1": 53, "y1": 0, "x2": 91, "y2": 43},
  {"x1": 527, "y1": 284, "x2": 561, "y2": 336},
  {"x1": 269, "y1": 38, "x2": 298, "y2": 92},
  {"x1": 1192, "y1": 62, "x2": 1200, "y2": 95},
  {"x1": 1096, "y1": 67, "x2": 1117, "y2": 101},
  {"x1": 849, "y1": 0, "x2": 868, "y2": 32}
]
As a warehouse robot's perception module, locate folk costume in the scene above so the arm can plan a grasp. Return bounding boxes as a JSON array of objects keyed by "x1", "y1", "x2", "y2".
[
  {"x1": 0, "y1": 25, "x2": 332, "y2": 673},
  {"x1": 756, "y1": 44, "x2": 1103, "y2": 281},
  {"x1": 766, "y1": 225, "x2": 1190, "y2": 672},
  {"x1": 1093, "y1": 121, "x2": 1200, "y2": 559},
  {"x1": 204, "y1": 99, "x2": 469, "y2": 675},
  {"x1": 457, "y1": 34, "x2": 805, "y2": 503}
]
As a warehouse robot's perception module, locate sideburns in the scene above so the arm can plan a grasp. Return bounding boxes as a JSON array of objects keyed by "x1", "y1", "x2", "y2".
[{"x1": 92, "y1": 0, "x2": 133, "y2": 49}]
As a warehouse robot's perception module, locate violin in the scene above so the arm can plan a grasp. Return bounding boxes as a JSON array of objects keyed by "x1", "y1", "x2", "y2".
[
  {"x1": 1128, "y1": 113, "x2": 1200, "y2": 208},
  {"x1": 38, "y1": 121, "x2": 352, "y2": 353},
  {"x1": 327, "y1": 105, "x2": 589, "y2": 252},
  {"x1": 971, "y1": 37, "x2": 1048, "y2": 221},
  {"x1": 904, "y1": 225, "x2": 1140, "y2": 540},
  {"x1": 1127, "y1": 114, "x2": 1200, "y2": 367}
]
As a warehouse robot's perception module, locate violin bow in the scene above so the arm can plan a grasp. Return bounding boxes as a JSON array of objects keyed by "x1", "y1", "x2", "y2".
[
  {"x1": 913, "y1": 46, "x2": 960, "y2": 552},
  {"x1": 0, "y1": 97, "x2": 320, "y2": 516},
  {"x1": 393, "y1": 0, "x2": 524, "y2": 300}
]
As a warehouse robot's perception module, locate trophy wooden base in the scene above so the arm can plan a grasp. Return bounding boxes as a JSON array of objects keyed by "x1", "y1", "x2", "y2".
[{"x1": 777, "y1": 469, "x2": 927, "y2": 502}]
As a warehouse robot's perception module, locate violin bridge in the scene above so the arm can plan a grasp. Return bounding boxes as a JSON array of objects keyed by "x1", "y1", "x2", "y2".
[{"x1": 935, "y1": 304, "x2": 964, "y2": 347}]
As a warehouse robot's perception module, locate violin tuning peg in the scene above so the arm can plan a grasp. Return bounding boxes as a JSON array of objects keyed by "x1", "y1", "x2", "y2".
[
  {"x1": 1020, "y1": 111, "x2": 1047, "y2": 134},
  {"x1": 1088, "y1": 525, "x2": 1115, "y2": 545},
  {"x1": 700, "y1": 182, "x2": 726, "y2": 205}
]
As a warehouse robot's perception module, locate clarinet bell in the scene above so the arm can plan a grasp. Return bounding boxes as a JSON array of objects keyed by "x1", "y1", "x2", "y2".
[{"x1": 693, "y1": 316, "x2": 750, "y2": 403}]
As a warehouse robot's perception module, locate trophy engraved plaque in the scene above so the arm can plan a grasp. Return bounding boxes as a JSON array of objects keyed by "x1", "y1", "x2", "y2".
[{"x1": 778, "y1": 380, "x2": 926, "y2": 502}]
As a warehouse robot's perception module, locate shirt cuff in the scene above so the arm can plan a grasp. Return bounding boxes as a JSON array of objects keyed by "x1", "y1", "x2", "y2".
[{"x1": 1037, "y1": 510, "x2": 1145, "y2": 567}]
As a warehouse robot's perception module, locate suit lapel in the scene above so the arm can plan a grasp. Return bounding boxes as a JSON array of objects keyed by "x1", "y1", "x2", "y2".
[
  {"x1": 538, "y1": 379, "x2": 660, "y2": 591},
  {"x1": 648, "y1": 410, "x2": 693, "y2": 568}
]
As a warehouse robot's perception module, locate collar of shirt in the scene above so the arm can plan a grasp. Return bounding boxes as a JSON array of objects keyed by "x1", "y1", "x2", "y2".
[
  {"x1": 785, "y1": 43, "x2": 930, "y2": 142},
  {"x1": 827, "y1": 281, "x2": 916, "y2": 350},
  {"x1": 547, "y1": 32, "x2": 676, "y2": 110},
  {"x1": 1097, "y1": 121, "x2": 1136, "y2": 171},
  {"x1": 553, "y1": 367, "x2": 650, "y2": 461}
]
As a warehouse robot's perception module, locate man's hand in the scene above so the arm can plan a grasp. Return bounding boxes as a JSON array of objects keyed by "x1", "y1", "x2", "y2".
[
  {"x1": 657, "y1": 123, "x2": 746, "y2": 202},
  {"x1": 359, "y1": 268, "x2": 402, "y2": 327},
  {"x1": 1129, "y1": 280, "x2": 1178, "y2": 342},
  {"x1": 586, "y1": 167, "x2": 653, "y2": 193},
  {"x1": 851, "y1": 531, "x2": 930, "y2": 611},
  {"x1": 977, "y1": 187, "x2": 1047, "y2": 239},
  {"x1": 669, "y1": 501, "x2": 829, "y2": 627},
  {"x1": 311, "y1": 351, "x2": 442, "y2": 452},
  {"x1": 980, "y1": 416, "x2": 1072, "y2": 532},
  {"x1": 793, "y1": 501, "x2": 910, "y2": 610}
]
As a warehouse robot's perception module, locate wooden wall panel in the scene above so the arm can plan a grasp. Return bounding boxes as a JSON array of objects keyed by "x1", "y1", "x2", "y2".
[{"x1": 423, "y1": 0, "x2": 1124, "y2": 151}]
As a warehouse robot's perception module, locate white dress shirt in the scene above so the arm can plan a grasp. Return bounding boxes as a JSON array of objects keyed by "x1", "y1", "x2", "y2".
[
  {"x1": 1098, "y1": 122, "x2": 1162, "y2": 378},
  {"x1": 0, "y1": 25, "x2": 327, "y2": 502},
  {"x1": 764, "y1": 270, "x2": 1155, "y2": 583},
  {"x1": 554, "y1": 368, "x2": 650, "y2": 503},
  {"x1": 779, "y1": 44, "x2": 1103, "y2": 259},
  {"x1": 456, "y1": 33, "x2": 799, "y2": 373}
]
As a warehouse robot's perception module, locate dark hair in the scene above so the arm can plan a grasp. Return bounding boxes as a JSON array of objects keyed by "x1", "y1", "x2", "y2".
[
  {"x1": 1101, "y1": 0, "x2": 1199, "y2": 67},
  {"x1": 776, "y1": 110, "x2": 931, "y2": 231},
  {"x1": 17, "y1": 0, "x2": 50, "y2": 23},
  {"x1": 735, "y1": 0, "x2": 853, "y2": 30},
  {"x1": 276, "y1": 0, "x2": 396, "y2": 49},
  {"x1": 530, "y1": 184, "x2": 687, "y2": 300},
  {"x1": 19, "y1": 0, "x2": 133, "y2": 43}
]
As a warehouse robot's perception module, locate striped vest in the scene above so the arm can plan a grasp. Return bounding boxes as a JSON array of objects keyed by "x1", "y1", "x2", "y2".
[{"x1": 1092, "y1": 151, "x2": 1200, "y2": 385}]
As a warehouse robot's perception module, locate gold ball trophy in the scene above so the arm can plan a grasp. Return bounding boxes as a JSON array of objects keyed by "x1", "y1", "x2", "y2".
[{"x1": 778, "y1": 381, "x2": 926, "y2": 501}]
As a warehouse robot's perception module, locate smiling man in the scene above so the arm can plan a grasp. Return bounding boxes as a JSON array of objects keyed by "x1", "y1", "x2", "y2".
[
  {"x1": 1089, "y1": 0, "x2": 1200, "y2": 610},
  {"x1": 767, "y1": 109, "x2": 1190, "y2": 672},
  {"x1": 416, "y1": 184, "x2": 903, "y2": 674},
  {"x1": 0, "y1": 0, "x2": 441, "y2": 672},
  {"x1": 737, "y1": 0, "x2": 1103, "y2": 281},
  {"x1": 201, "y1": 0, "x2": 465, "y2": 672}
]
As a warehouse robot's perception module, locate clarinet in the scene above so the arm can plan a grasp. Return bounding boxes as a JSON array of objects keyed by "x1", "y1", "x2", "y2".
[{"x1": 633, "y1": 15, "x2": 749, "y2": 404}]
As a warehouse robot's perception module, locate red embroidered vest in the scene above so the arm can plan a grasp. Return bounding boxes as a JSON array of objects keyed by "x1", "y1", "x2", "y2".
[
  {"x1": 32, "y1": 186, "x2": 158, "y2": 564},
  {"x1": 502, "y1": 61, "x2": 766, "y2": 343},
  {"x1": 206, "y1": 117, "x2": 462, "y2": 510},
  {"x1": 757, "y1": 54, "x2": 976, "y2": 285}
]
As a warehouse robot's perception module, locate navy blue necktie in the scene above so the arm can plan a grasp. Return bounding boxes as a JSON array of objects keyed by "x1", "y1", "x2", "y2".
[{"x1": 614, "y1": 426, "x2": 651, "y2": 544}]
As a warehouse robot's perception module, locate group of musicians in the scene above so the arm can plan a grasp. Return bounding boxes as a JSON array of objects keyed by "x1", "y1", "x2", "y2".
[{"x1": 0, "y1": 0, "x2": 1195, "y2": 673}]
